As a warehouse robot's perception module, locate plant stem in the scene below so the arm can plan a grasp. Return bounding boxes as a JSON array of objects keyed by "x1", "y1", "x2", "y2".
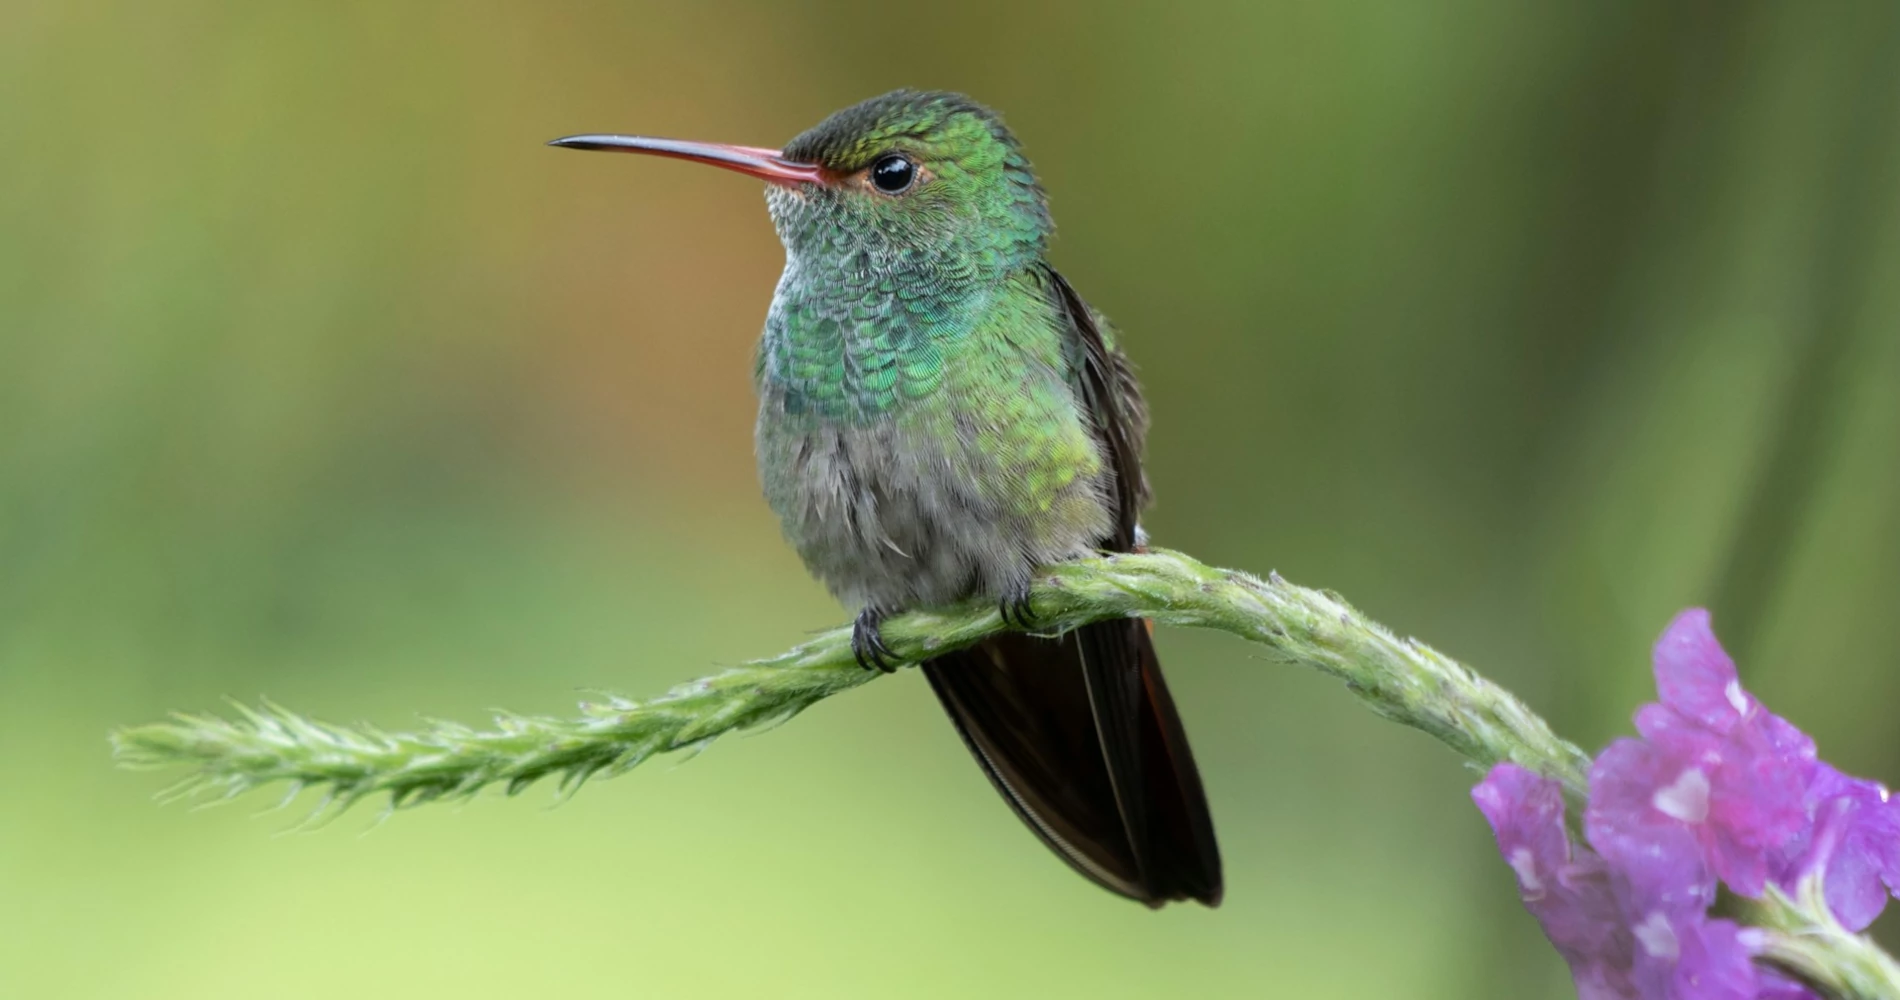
[
  {"x1": 112, "y1": 548, "x2": 1587, "y2": 814},
  {"x1": 1741, "y1": 879, "x2": 1900, "y2": 1000}
]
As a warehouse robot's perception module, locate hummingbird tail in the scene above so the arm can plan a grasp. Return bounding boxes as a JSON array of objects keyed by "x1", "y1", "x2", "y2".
[{"x1": 922, "y1": 620, "x2": 1223, "y2": 907}]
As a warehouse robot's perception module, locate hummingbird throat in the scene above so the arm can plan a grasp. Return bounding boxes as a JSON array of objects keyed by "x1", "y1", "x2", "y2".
[{"x1": 760, "y1": 252, "x2": 992, "y2": 421}]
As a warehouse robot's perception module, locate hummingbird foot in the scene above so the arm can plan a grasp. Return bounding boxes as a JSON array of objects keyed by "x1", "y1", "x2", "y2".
[
  {"x1": 998, "y1": 580, "x2": 1037, "y2": 630},
  {"x1": 851, "y1": 606, "x2": 900, "y2": 673}
]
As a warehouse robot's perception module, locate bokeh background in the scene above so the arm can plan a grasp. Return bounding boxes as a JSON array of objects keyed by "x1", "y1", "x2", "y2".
[{"x1": 4, "y1": 1, "x2": 1898, "y2": 996}]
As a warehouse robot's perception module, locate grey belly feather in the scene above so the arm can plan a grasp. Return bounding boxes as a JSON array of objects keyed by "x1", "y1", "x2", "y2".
[{"x1": 756, "y1": 402, "x2": 1108, "y2": 613}]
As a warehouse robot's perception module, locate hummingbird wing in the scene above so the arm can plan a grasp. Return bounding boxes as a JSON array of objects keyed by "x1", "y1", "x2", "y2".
[
  {"x1": 1049, "y1": 267, "x2": 1148, "y2": 551},
  {"x1": 925, "y1": 630, "x2": 1154, "y2": 900},
  {"x1": 920, "y1": 267, "x2": 1223, "y2": 907}
]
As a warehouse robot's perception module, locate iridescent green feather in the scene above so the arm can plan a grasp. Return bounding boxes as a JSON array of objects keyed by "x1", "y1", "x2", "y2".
[{"x1": 754, "y1": 90, "x2": 1135, "y2": 609}]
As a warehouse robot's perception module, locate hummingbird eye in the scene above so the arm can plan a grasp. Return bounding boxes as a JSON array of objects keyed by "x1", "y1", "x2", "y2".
[{"x1": 869, "y1": 154, "x2": 916, "y2": 194}]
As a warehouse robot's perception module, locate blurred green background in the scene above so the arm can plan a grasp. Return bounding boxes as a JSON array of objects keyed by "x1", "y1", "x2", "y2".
[{"x1": 4, "y1": 1, "x2": 1898, "y2": 996}]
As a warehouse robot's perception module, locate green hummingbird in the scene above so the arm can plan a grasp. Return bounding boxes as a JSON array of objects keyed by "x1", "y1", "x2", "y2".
[{"x1": 551, "y1": 90, "x2": 1221, "y2": 907}]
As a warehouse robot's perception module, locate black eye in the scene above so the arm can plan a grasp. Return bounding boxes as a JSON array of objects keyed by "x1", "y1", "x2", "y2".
[{"x1": 870, "y1": 154, "x2": 915, "y2": 194}]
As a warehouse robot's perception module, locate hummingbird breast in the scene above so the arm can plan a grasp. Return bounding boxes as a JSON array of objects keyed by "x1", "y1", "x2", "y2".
[{"x1": 754, "y1": 267, "x2": 1115, "y2": 610}]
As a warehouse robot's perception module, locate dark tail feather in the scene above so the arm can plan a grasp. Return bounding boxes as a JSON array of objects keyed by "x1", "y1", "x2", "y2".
[{"x1": 922, "y1": 620, "x2": 1222, "y2": 907}]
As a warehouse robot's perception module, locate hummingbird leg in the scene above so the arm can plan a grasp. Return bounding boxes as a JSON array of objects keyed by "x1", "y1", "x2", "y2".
[
  {"x1": 851, "y1": 606, "x2": 900, "y2": 673},
  {"x1": 999, "y1": 579, "x2": 1037, "y2": 630}
]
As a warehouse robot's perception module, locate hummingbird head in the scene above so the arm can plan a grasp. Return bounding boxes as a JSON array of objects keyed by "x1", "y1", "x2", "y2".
[
  {"x1": 768, "y1": 90, "x2": 1052, "y2": 274},
  {"x1": 551, "y1": 90, "x2": 1052, "y2": 283}
]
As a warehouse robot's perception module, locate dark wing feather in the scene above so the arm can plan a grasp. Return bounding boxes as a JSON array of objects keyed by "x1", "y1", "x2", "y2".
[
  {"x1": 921, "y1": 267, "x2": 1222, "y2": 907},
  {"x1": 1046, "y1": 267, "x2": 1146, "y2": 549},
  {"x1": 924, "y1": 635, "x2": 1147, "y2": 899}
]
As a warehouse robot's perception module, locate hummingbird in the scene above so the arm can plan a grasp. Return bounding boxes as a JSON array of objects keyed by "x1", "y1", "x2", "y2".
[{"x1": 551, "y1": 90, "x2": 1221, "y2": 907}]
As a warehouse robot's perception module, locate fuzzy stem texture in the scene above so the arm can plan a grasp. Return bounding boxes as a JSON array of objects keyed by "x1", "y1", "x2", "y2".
[
  {"x1": 111, "y1": 547, "x2": 1897, "y2": 997},
  {"x1": 112, "y1": 549, "x2": 1582, "y2": 811},
  {"x1": 1741, "y1": 879, "x2": 1900, "y2": 1000}
]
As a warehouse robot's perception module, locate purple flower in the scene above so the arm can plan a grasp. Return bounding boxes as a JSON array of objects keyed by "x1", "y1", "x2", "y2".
[
  {"x1": 1779, "y1": 764, "x2": 1900, "y2": 932},
  {"x1": 1637, "y1": 611, "x2": 1900, "y2": 927},
  {"x1": 1649, "y1": 610, "x2": 1749, "y2": 732},
  {"x1": 1472, "y1": 608, "x2": 1895, "y2": 998},
  {"x1": 1595, "y1": 611, "x2": 1815, "y2": 898},
  {"x1": 1584, "y1": 735, "x2": 1715, "y2": 913},
  {"x1": 1474, "y1": 766, "x2": 1634, "y2": 996},
  {"x1": 1474, "y1": 764, "x2": 1801, "y2": 1000},
  {"x1": 1630, "y1": 915, "x2": 1760, "y2": 1000}
]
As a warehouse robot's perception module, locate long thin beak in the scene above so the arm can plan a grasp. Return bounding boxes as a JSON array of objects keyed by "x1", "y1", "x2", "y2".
[{"x1": 547, "y1": 134, "x2": 824, "y2": 186}]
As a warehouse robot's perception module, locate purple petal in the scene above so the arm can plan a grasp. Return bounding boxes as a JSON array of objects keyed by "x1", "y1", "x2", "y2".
[
  {"x1": 1672, "y1": 918, "x2": 1759, "y2": 1000},
  {"x1": 1634, "y1": 702, "x2": 1700, "y2": 744},
  {"x1": 1652, "y1": 609, "x2": 1749, "y2": 734},
  {"x1": 1803, "y1": 765, "x2": 1900, "y2": 932},
  {"x1": 1703, "y1": 722, "x2": 1815, "y2": 897},
  {"x1": 1605, "y1": 672, "x2": 1814, "y2": 899},
  {"x1": 1824, "y1": 828, "x2": 1891, "y2": 933},
  {"x1": 1755, "y1": 711, "x2": 1817, "y2": 769},
  {"x1": 1571, "y1": 965, "x2": 1642, "y2": 1000},
  {"x1": 1586, "y1": 737, "x2": 1717, "y2": 912},
  {"x1": 1755, "y1": 970, "x2": 1822, "y2": 1000},
  {"x1": 1475, "y1": 765, "x2": 1634, "y2": 986},
  {"x1": 1473, "y1": 763, "x2": 1572, "y2": 880},
  {"x1": 1627, "y1": 913, "x2": 1760, "y2": 1000}
]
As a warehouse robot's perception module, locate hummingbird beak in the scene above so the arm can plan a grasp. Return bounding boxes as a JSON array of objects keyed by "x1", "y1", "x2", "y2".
[{"x1": 546, "y1": 134, "x2": 824, "y2": 186}]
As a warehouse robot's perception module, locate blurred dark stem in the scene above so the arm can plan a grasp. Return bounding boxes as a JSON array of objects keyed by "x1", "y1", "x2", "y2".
[{"x1": 1712, "y1": 8, "x2": 1900, "y2": 664}]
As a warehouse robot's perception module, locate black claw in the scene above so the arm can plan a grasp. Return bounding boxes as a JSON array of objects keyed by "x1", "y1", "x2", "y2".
[
  {"x1": 852, "y1": 607, "x2": 899, "y2": 673},
  {"x1": 999, "y1": 581, "x2": 1037, "y2": 629}
]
